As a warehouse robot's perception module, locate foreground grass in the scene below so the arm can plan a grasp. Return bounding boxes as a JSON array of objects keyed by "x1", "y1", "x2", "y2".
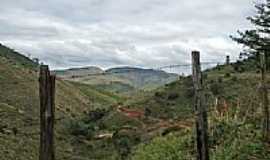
[
  {"x1": 132, "y1": 114, "x2": 270, "y2": 160},
  {"x1": 0, "y1": 44, "x2": 121, "y2": 160}
]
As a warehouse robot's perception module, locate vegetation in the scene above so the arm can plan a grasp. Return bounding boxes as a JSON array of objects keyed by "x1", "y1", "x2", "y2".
[
  {"x1": 132, "y1": 132, "x2": 193, "y2": 160},
  {"x1": 1, "y1": 39, "x2": 270, "y2": 160},
  {"x1": 132, "y1": 115, "x2": 270, "y2": 160},
  {"x1": 121, "y1": 59, "x2": 269, "y2": 159},
  {"x1": 55, "y1": 66, "x2": 178, "y2": 93},
  {"x1": 231, "y1": 1, "x2": 270, "y2": 67},
  {"x1": 0, "y1": 44, "x2": 121, "y2": 160},
  {"x1": 0, "y1": 43, "x2": 38, "y2": 69},
  {"x1": 63, "y1": 59, "x2": 269, "y2": 160}
]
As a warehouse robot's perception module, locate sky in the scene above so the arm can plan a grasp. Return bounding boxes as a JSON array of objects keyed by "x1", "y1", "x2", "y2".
[{"x1": 0, "y1": 0, "x2": 257, "y2": 70}]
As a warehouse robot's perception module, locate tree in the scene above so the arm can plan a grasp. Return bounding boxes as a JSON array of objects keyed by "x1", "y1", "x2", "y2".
[
  {"x1": 231, "y1": 0, "x2": 270, "y2": 69},
  {"x1": 231, "y1": 0, "x2": 270, "y2": 142}
]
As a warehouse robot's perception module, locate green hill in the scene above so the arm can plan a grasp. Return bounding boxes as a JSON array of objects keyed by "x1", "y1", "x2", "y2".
[
  {"x1": 124, "y1": 60, "x2": 263, "y2": 119},
  {"x1": 0, "y1": 44, "x2": 122, "y2": 160},
  {"x1": 55, "y1": 66, "x2": 179, "y2": 93},
  {"x1": 0, "y1": 43, "x2": 38, "y2": 69},
  {"x1": 67, "y1": 58, "x2": 270, "y2": 160},
  {"x1": 128, "y1": 59, "x2": 270, "y2": 160},
  {"x1": 1, "y1": 43, "x2": 270, "y2": 160}
]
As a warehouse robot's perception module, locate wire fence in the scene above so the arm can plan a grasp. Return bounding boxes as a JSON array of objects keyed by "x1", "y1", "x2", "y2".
[
  {"x1": 52, "y1": 60, "x2": 227, "y2": 79},
  {"x1": 1, "y1": 60, "x2": 227, "y2": 85},
  {"x1": 1, "y1": 53, "x2": 269, "y2": 160}
]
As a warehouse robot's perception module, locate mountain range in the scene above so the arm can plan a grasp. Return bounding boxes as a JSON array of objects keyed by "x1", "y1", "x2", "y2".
[{"x1": 54, "y1": 66, "x2": 179, "y2": 93}]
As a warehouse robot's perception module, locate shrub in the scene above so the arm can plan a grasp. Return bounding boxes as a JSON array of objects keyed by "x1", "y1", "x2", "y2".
[
  {"x1": 182, "y1": 76, "x2": 193, "y2": 87},
  {"x1": 233, "y1": 65, "x2": 245, "y2": 73},
  {"x1": 209, "y1": 119, "x2": 270, "y2": 160},
  {"x1": 113, "y1": 129, "x2": 141, "y2": 159},
  {"x1": 69, "y1": 121, "x2": 95, "y2": 138},
  {"x1": 184, "y1": 88, "x2": 194, "y2": 98},
  {"x1": 218, "y1": 77, "x2": 223, "y2": 83},
  {"x1": 167, "y1": 92, "x2": 179, "y2": 100},
  {"x1": 155, "y1": 91, "x2": 164, "y2": 98},
  {"x1": 114, "y1": 136, "x2": 132, "y2": 159},
  {"x1": 210, "y1": 81, "x2": 223, "y2": 96},
  {"x1": 144, "y1": 107, "x2": 151, "y2": 117},
  {"x1": 131, "y1": 134, "x2": 194, "y2": 160},
  {"x1": 86, "y1": 109, "x2": 107, "y2": 122},
  {"x1": 224, "y1": 73, "x2": 231, "y2": 78}
]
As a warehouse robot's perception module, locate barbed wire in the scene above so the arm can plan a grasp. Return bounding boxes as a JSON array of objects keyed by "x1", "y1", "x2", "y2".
[
  {"x1": 156, "y1": 61, "x2": 224, "y2": 70},
  {"x1": 55, "y1": 61, "x2": 226, "y2": 79},
  {"x1": 2, "y1": 61, "x2": 266, "y2": 87},
  {"x1": 0, "y1": 61, "x2": 227, "y2": 84}
]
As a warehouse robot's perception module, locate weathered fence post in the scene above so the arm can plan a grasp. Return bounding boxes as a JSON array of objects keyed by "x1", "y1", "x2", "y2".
[
  {"x1": 226, "y1": 55, "x2": 230, "y2": 65},
  {"x1": 260, "y1": 52, "x2": 269, "y2": 142},
  {"x1": 192, "y1": 51, "x2": 209, "y2": 160},
  {"x1": 39, "y1": 65, "x2": 55, "y2": 160}
]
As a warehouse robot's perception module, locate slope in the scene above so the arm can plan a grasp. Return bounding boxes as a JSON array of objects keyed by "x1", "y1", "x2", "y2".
[
  {"x1": 55, "y1": 66, "x2": 179, "y2": 93},
  {"x1": 130, "y1": 58, "x2": 270, "y2": 159},
  {"x1": 0, "y1": 44, "x2": 121, "y2": 160}
]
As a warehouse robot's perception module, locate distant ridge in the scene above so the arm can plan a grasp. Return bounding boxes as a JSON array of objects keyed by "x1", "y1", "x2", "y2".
[
  {"x1": 55, "y1": 66, "x2": 104, "y2": 78},
  {"x1": 105, "y1": 66, "x2": 166, "y2": 73},
  {"x1": 55, "y1": 66, "x2": 179, "y2": 92}
]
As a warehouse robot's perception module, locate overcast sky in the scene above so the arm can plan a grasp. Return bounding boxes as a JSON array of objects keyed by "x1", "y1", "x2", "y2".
[{"x1": 0, "y1": 0, "x2": 257, "y2": 69}]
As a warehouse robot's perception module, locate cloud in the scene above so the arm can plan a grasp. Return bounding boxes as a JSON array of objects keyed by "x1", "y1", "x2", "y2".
[{"x1": 0, "y1": 0, "x2": 254, "y2": 70}]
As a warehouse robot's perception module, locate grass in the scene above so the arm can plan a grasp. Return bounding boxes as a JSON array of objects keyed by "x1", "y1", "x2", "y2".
[
  {"x1": 1, "y1": 43, "x2": 270, "y2": 160},
  {"x1": 0, "y1": 43, "x2": 38, "y2": 69},
  {"x1": 0, "y1": 44, "x2": 121, "y2": 160},
  {"x1": 56, "y1": 67, "x2": 178, "y2": 94},
  {"x1": 128, "y1": 60, "x2": 270, "y2": 160},
  {"x1": 92, "y1": 81, "x2": 135, "y2": 94},
  {"x1": 131, "y1": 114, "x2": 270, "y2": 160},
  {"x1": 70, "y1": 81, "x2": 126, "y2": 108}
]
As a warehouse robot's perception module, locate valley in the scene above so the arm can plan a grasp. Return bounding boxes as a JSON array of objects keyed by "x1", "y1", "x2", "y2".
[
  {"x1": 0, "y1": 44, "x2": 270, "y2": 160},
  {"x1": 54, "y1": 66, "x2": 179, "y2": 94}
]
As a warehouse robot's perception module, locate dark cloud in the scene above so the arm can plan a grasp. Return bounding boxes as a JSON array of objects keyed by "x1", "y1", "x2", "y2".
[{"x1": 0, "y1": 0, "x2": 254, "y2": 70}]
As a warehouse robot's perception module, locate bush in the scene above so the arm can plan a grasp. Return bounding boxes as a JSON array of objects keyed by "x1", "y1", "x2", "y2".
[
  {"x1": 233, "y1": 64, "x2": 245, "y2": 73},
  {"x1": 86, "y1": 109, "x2": 107, "y2": 122},
  {"x1": 167, "y1": 92, "x2": 179, "y2": 100},
  {"x1": 182, "y1": 76, "x2": 193, "y2": 87},
  {"x1": 210, "y1": 82, "x2": 223, "y2": 96},
  {"x1": 218, "y1": 77, "x2": 223, "y2": 83},
  {"x1": 155, "y1": 91, "x2": 164, "y2": 98},
  {"x1": 131, "y1": 134, "x2": 194, "y2": 160},
  {"x1": 224, "y1": 73, "x2": 231, "y2": 78},
  {"x1": 69, "y1": 121, "x2": 95, "y2": 138},
  {"x1": 144, "y1": 107, "x2": 152, "y2": 117},
  {"x1": 209, "y1": 119, "x2": 270, "y2": 160},
  {"x1": 113, "y1": 129, "x2": 141, "y2": 159},
  {"x1": 114, "y1": 136, "x2": 132, "y2": 159},
  {"x1": 184, "y1": 88, "x2": 194, "y2": 98}
]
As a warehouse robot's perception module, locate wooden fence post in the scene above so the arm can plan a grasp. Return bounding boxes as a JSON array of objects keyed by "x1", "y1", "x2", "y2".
[
  {"x1": 192, "y1": 51, "x2": 209, "y2": 160},
  {"x1": 39, "y1": 65, "x2": 55, "y2": 160},
  {"x1": 260, "y1": 52, "x2": 269, "y2": 142},
  {"x1": 226, "y1": 55, "x2": 230, "y2": 65}
]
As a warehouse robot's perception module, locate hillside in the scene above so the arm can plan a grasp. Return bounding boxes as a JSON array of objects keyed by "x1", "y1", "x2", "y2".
[
  {"x1": 65, "y1": 58, "x2": 270, "y2": 160},
  {"x1": 106, "y1": 67, "x2": 179, "y2": 90},
  {"x1": 128, "y1": 59, "x2": 270, "y2": 159},
  {"x1": 55, "y1": 66, "x2": 104, "y2": 77},
  {"x1": 1, "y1": 43, "x2": 270, "y2": 160},
  {"x1": 55, "y1": 66, "x2": 179, "y2": 93},
  {"x1": 0, "y1": 44, "x2": 122, "y2": 160}
]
